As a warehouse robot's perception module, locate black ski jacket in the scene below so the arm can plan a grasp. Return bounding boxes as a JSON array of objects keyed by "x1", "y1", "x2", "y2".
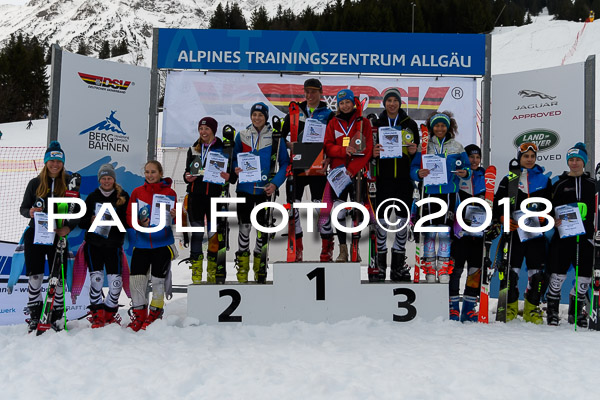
[
  {"x1": 371, "y1": 110, "x2": 419, "y2": 202},
  {"x1": 79, "y1": 188, "x2": 130, "y2": 247},
  {"x1": 493, "y1": 164, "x2": 552, "y2": 221},
  {"x1": 551, "y1": 171, "x2": 596, "y2": 239}
]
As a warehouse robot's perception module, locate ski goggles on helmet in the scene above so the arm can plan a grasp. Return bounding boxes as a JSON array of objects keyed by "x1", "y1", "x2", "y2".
[{"x1": 518, "y1": 142, "x2": 538, "y2": 153}]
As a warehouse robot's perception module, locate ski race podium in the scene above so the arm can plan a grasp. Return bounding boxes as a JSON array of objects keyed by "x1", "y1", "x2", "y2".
[{"x1": 187, "y1": 262, "x2": 448, "y2": 324}]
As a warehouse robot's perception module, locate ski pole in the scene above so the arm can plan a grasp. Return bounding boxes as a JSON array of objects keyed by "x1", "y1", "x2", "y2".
[{"x1": 575, "y1": 233, "x2": 580, "y2": 331}]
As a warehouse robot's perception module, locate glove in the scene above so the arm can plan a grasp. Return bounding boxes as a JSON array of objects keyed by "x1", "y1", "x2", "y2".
[
  {"x1": 484, "y1": 223, "x2": 502, "y2": 240},
  {"x1": 577, "y1": 202, "x2": 588, "y2": 220}
]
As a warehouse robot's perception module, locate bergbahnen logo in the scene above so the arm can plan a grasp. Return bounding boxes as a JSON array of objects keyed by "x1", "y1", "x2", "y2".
[
  {"x1": 79, "y1": 110, "x2": 130, "y2": 153},
  {"x1": 513, "y1": 129, "x2": 560, "y2": 152}
]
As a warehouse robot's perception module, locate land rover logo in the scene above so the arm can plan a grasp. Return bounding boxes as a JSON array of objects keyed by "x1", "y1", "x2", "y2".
[{"x1": 513, "y1": 129, "x2": 560, "y2": 152}]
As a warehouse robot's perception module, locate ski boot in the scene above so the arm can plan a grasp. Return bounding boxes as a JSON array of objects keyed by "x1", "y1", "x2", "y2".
[
  {"x1": 546, "y1": 297, "x2": 560, "y2": 326},
  {"x1": 296, "y1": 236, "x2": 304, "y2": 262},
  {"x1": 568, "y1": 293, "x2": 575, "y2": 324},
  {"x1": 575, "y1": 295, "x2": 588, "y2": 328},
  {"x1": 506, "y1": 301, "x2": 519, "y2": 322},
  {"x1": 336, "y1": 244, "x2": 348, "y2": 262},
  {"x1": 88, "y1": 304, "x2": 105, "y2": 329},
  {"x1": 26, "y1": 301, "x2": 43, "y2": 334},
  {"x1": 460, "y1": 296, "x2": 479, "y2": 323},
  {"x1": 253, "y1": 252, "x2": 262, "y2": 282},
  {"x1": 103, "y1": 305, "x2": 121, "y2": 326},
  {"x1": 206, "y1": 252, "x2": 217, "y2": 283},
  {"x1": 179, "y1": 254, "x2": 204, "y2": 284},
  {"x1": 422, "y1": 257, "x2": 437, "y2": 283},
  {"x1": 320, "y1": 237, "x2": 335, "y2": 262},
  {"x1": 127, "y1": 306, "x2": 148, "y2": 332},
  {"x1": 376, "y1": 252, "x2": 387, "y2": 281},
  {"x1": 191, "y1": 254, "x2": 204, "y2": 284},
  {"x1": 523, "y1": 274, "x2": 544, "y2": 324},
  {"x1": 523, "y1": 298, "x2": 543, "y2": 325},
  {"x1": 449, "y1": 296, "x2": 460, "y2": 321},
  {"x1": 50, "y1": 307, "x2": 65, "y2": 331},
  {"x1": 568, "y1": 292, "x2": 589, "y2": 325},
  {"x1": 142, "y1": 306, "x2": 164, "y2": 330},
  {"x1": 234, "y1": 251, "x2": 250, "y2": 283},
  {"x1": 390, "y1": 252, "x2": 411, "y2": 282},
  {"x1": 437, "y1": 257, "x2": 453, "y2": 284}
]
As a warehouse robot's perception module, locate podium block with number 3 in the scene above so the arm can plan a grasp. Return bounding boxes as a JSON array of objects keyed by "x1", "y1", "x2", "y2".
[{"x1": 187, "y1": 262, "x2": 448, "y2": 324}]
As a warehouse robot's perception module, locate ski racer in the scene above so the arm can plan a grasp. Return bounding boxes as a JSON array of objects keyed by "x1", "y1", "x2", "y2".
[
  {"x1": 182, "y1": 117, "x2": 231, "y2": 283},
  {"x1": 19, "y1": 141, "x2": 79, "y2": 332},
  {"x1": 231, "y1": 102, "x2": 289, "y2": 282},
  {"x1": 546, "y1": 142, "x2": 595, "y2": 327},
  {"x1": 492, "y1": 142, "x2": 552, "y2": 324},
  {"x1": 410, "y1": 112, "x2": 470, "y2": 283},
  {"x1": 371, "y1": 87, "x2": 418, "y2": 281},
  {"x1": 322, "y1": 89, "x2": 374, "y2": 262},
  {"x1": 78, "y1": 164, "x2": 130, "y2": 328},
  {"x1": 281, "y1": 78, "x2": 334, "y2": 261},
  {"x1": 450, "y1": 144, "x2": 487, "y2": 321},
  {"x1": 125, "y1": 161, "x2": 177, "y2": 331}
]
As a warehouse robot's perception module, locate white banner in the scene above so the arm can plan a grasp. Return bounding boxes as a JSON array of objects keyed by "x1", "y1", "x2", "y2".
[
  {"x1": 163, "y1": 72, "x2": 477, "y2": 148},
  {"x1": 491, "y1": 63, "x2": 585, "y2": 180},
  {"x1": 0, "y1": 241, "x2": 90, "y2": 326},
  {"x1": 57, "y1": 51, "x2": 151, "y2": 198}
]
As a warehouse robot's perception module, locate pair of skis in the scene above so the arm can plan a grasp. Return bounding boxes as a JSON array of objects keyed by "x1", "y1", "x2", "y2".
[
  {"x1": 495, "y1": 159, "x2": 521, "y2": 323},
  {"x1": 350, "y1": 97, "x2": 374, "y2": 276},
  {"x1": 256, "y1": 116, "x2": 283, "y2": 283},
  {"x1": 286, "y1": 102, "x2": 300, "y2": 262},
  {"x1": 214, "y1": 125, "x2": 236, "y2": 283},
  {"x1": 588, "y1": 163, "x2": 600, "y2": 329},
  {"x1": 477, "y1": 166, "x2": 497, "y2": 323},
  {"x1": 413, "y1": 124, "x2": 429, "y2": 283},
  {"x1": 36, "y1": 173, "x2": 81, "y2": 335}
]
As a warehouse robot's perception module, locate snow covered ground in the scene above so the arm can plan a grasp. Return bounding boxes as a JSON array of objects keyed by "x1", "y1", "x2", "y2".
[{"x1": 2, "y1": 11, "x2": 600, "y2": 400}]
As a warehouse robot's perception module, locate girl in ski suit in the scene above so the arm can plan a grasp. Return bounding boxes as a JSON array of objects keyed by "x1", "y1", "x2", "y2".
[
  {"x1": 78, "y1": 163, "x2": 130, "y2": 328},
  {"x1": 371, "y1": 87, "x2": 419, "y2": 281},
  {"x1": 492, "y1": 142, "x2": 552, "y2": 324},
  {"x1": 323, "y1": 89, "x2": 374, "y2": 263},
  {"x1": 183, "y1": 117, "x2": 230, "y2": 284},
  {"x1": 410, "y1": 111, "x2": 471, "y2": 283},
  {"x1": 546, "y1": 142, "x2": 595, "y2": 327},
  {"x1": 20, "y1": 141, "x2": 79, "y2": 332},
  {"x1": 450, "y1": 144, "x2": 487, "y2": 321},
  {"x1": 126, "y1": 160, "x2": 177, "y2": 331},
  {"x1": 231, "y1": 102, "x2": 290, "y2": 283}
]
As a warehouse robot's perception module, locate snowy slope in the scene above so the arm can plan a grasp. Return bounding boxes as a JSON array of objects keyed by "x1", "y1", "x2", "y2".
[
  {"x1": 491, "y1": 11, "x2": 600, "y2": 162},
  {"x1": 2, "y1": 12, "x2": 600, "y2": 400},
  {"x1": 0, "y1": 0, "x2": 333, "y2": 66}
]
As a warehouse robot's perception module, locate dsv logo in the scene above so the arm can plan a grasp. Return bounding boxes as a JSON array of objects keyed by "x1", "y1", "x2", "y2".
[
  {"x1": 517, "y1": 90, "x2": 556, "y2": 100},
  {"x1": 78, "y1": 72, "x2": 133, "y2": 91}
]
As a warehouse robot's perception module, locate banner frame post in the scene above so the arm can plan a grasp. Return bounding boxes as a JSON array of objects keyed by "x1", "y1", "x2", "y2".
[
  {"x1": 584, "y1": 55, "x2": 595, "y2": 173},
  {"x1": 482, "y1": 34, "x2": 492, "y2": 166},
  {"x1": 148, "y1": 28, "x2": 160, "y2": 162},
  {"x1": 48, "y1": 43, "x2": 63, "y2": 145}
]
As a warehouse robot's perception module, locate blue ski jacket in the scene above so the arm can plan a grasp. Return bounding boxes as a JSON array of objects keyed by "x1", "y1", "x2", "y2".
[
  {"x1": 232, "y1": 123, "x2": 290, "y2": 195},
  {"x1": 410, "y1": 137, "x2": 471, "y2": 194}
]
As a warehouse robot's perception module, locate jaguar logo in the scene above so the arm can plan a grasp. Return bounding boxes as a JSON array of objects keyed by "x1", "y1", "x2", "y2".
[{"x1": 518, "y1": 90, "x2": 556, "y2": 100}]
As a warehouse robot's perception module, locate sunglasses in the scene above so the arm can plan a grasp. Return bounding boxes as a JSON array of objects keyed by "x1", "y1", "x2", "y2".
[{"x1": 518, "y1": 142, "x2": 538, "y2": 153}]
